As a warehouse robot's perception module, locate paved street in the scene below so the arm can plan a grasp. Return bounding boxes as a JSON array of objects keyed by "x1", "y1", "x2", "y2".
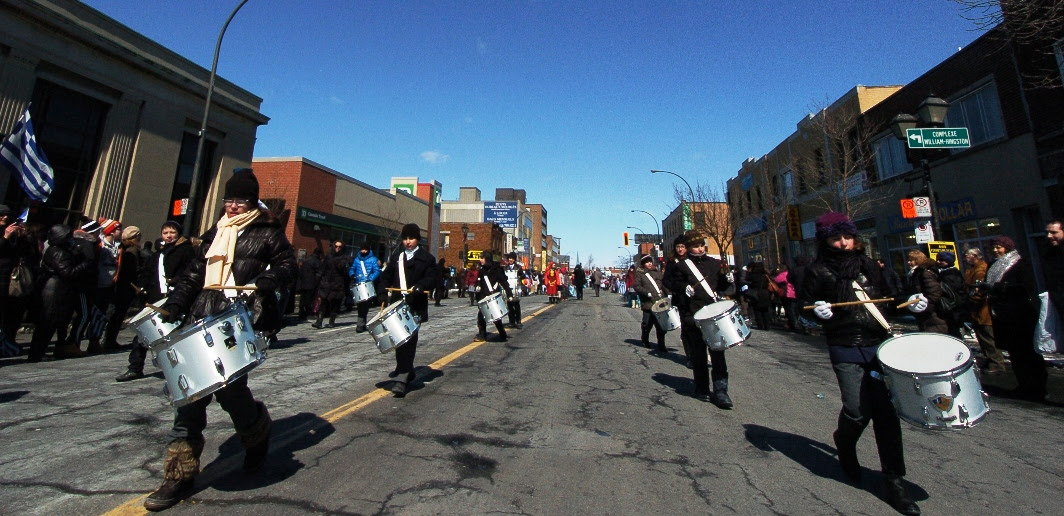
[{"x1": 1, "y1": 292, "x2": 1063, "y2": 515}]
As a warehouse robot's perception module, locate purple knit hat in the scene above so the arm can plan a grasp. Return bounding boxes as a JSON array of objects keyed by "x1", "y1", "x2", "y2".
[
  {"x1": 815, "y1": 212, "x2": 858, "y2": 241},
  {"x1": 990, "y1": 235, "x2": 1016, "y2": 251}
]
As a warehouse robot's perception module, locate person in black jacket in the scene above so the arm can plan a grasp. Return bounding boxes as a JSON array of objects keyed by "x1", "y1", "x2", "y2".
[
  {"x1": 474, "y1": 251, "x2": 513, "y2": 342},
  {"x1": 633, "y1": 254, "x2": 669, "y2": 354},
  {"x1": 934, "y1": 251, "x2": 967, "y2": 338},
  {"x1": 985, "y1": 235, "x2": 1046, "y2": 402},
  {"x1": 662, "y1": 235, "x2": 692, "y2": 366},
  {"x1": 313, "y1": 240, "x2": 348, "y2": 328},
  {"x1": 800, "y1": 211, "x2": 922, "y2": 516},
  {"x1": 0, "y1": 204, "x2": 36, "y2": 353},
  {"x1": 115, "y1": 221, "x2": 197, "y2": 382},
  {"x1": 27, "y1": 225, "x2": 95, "y2": 362},
  {"x1": 296, "y1": 248, "x2": 322, "y2": 321},
  {"x1": 663, "y1": 230, "x2": 734, "y2": 408},
  {"x1": 144, "y1": 168, "x2": 296, "y2": 511},
  {"x1": 502, "y1": 252, "x2": 526, "y2": 328},
  {"x1": 572, "y1": 264, "x2": 586, "y2": 300},
  {"x1": 379, "y1": 223, "x2": 439, "y2": 397}
]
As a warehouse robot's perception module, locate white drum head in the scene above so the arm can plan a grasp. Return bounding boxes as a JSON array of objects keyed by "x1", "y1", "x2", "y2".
[
  {"x1": 132, "y1": 297, "x2": 169, "y2": 323},
  {"x1": 694, "y1": 300, "x2": 736, "y2": 320},
  {"x1": 368, "y1": 300, "x2": 406, "y2": 324},
  {"x1": 877, "y1": 333, "x2": 971, "y2": 374}
]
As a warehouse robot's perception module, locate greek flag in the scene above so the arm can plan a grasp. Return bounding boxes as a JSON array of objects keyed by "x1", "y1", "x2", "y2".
[{"x1": 0, "y1": 107, "x2": 54, "y2": 202}]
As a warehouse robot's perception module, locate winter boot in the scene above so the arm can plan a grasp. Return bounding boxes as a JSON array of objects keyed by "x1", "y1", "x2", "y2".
[
  {"x1": 116, "y1": 368, "x2": 145, "y2": 382},
  {"x1": 391, "y1": 372, "x2": 414, "y2": 397},
  {"x1": 240, "y1": 402, "x2": 273, "y2": 473},
  {"x1": 884, "y1": 475, "x2": 920, "y2": 515},
  {"x1": 833, "y1": 412, "x2": 865, "y2": 482},
  {"x1": 355, "y1": 316, "x2": 367, "y2": 333},
  {"x1": 144, "y1": 439, "x2": 203, "y2": 511},
  {"x1": 327, "y1": 316, "x2": 336, "y2": 328},
  {"x1": 311, "y1": 315, "x2": 324, "y2": 329},
  {"x1": 712, "y1": 379, "x2": 733, "y2": 409}
]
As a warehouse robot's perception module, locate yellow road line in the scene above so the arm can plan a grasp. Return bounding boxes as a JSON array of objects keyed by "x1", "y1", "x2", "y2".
[{"x1": 102, "y1": 301, "x2": 557, "y2": 515}]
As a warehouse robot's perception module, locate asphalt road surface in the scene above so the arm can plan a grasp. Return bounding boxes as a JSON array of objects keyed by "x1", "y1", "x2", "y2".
[{"x1": 1, "y1": 292, "x2": 1062, "y2": 515}]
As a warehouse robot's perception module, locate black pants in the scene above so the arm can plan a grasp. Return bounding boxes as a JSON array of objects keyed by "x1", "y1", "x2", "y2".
[
  {"x1": 296, "y1": 289, "x2": 316, "y2": 318},
  {"x1": 169, "y1": 375, "x2": 262, "y2": 445},
  {"x1": 831, "y1": 361, "x2": 906, "y2": 476},
  {"x1": 752, "y1": 308, "x2": 771, "y2": 330},
  {"x1": 0, "y1": 293, "x2": 26, "y2": 341},
  {"x1": 594, "y1": 283, "x2": 600, "y2": 297},
  {"x1": 478, "y1": 310, "x2": 506, "y2": 336},
  {"x1": 575, "y1": 285, "x2": 584, "y2": 300},
  {"x1": 680, "y1": 315, "x2": 728, "y2": 394},
  {"x1": 996, "y1": 320, "x2": 1047, "y2": 397},
  {"x1": 103, "y1": 296, "x2": 134, "y2": 346},
  {"x1": 507, "y1": 299, "x2": 522, "y2": 326},
  {"x1": 641, "y1": 310, "x2": 666, "y2": 349},
  {"x1": 356, "y1": 299, "x2": 373, "y2": 322},
  {"x1": 127, "y1": 338, "x2": 149, "y2": 373},
  {"x1": 395, "y1": 331, "x2": 418, "y2": 375}
]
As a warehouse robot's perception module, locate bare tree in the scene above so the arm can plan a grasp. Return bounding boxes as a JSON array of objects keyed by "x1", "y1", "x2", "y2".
[
  {"x1": 950, "y1": 0, "x2": 1064, "y2": 88},
  {"x1": 374, "y1": 202, "x2": 408, "y2": 260},
  {"x1": 671, "y1": 182, "x2": 735, "y2": 263}
]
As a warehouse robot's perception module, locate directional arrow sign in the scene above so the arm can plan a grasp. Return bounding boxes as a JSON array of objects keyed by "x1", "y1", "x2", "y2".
[{"x1": 905, "y1": 128, "x2": 971, "y2": 149}]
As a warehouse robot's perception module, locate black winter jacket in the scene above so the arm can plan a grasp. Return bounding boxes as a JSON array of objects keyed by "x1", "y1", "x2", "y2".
[
  {"x1": 36, "y1": 237, "x2": 94, "y2": 325},
  {"x1": 137, "y1": 238, "x2": 198, "y2": 303},
  {"x1": 800, "y1": 255, "x2": 892, "y2": 347},
  {"x1": 297, "y1": 254, "x2": 321, "y2": 291},
  {"x1": 634, "y1": 267, "x2": 669, "y2": 309},
  {"x1": 475, "y1": 261, "x2": 513, "y2": 301},
  {"x1": 165, "y1": 216, "x2": 297, "y2": 332},
  {"x1": 664, "y1": 253, "x2": 729, "y2": 316},
  {"x1": 380, "y1": 246, "x2": 439, "y2": 321},
  {"x1": 317, "y1": 251, "x2": 349, "y2": 301}
]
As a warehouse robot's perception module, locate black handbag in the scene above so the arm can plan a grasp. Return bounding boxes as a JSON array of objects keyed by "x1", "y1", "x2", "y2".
[{"x1": 8, "y1": 261, "x2": 33, "y2": 298}]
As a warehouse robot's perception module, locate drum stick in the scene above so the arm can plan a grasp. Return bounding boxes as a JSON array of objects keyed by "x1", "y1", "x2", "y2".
[
  {"x1": 145, "y1": 303, "x2": 171, "y2": 317},
  {"x1": 203, "y1": 285, "x2": 259, "y2": 291},
  {"x1": 386, "y1": 287, "x2": 432, "y2": 294},
  {"x1": 896, "y1": 298, "x2": 920, "y2": 309},
  {"x1": 802, "y1": 298, "x2": 895, "y2": 310}
]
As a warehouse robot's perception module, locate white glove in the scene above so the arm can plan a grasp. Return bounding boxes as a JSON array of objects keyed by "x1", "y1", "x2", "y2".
[
  {"x1": 907, "y1": 293, "x2": 929, "y2": 313},
  {"x1": 813, "y1": 301, "x2": 833, "y2": 320},
  {"x1": 741, "y1": 285, "x2": 749, "y2": 292},
  {"x1": 725, "y1": 272, "x2": 735, "y2": 283},
  {"x1": 685, "y1": 285, "x2": 695, "y2": 297}
]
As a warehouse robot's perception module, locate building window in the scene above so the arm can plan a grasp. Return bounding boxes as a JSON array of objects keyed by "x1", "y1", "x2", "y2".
[
  {"x1": 873, "y1": 135, "x2": 912, "y2": 181},
  {"x1": 23, "y1": 79, "x2": 110, "y2": 226},
  {"x1": 946, "y1": 82, "x2": 1005, "y2": 149},
  {"x1": 443, "y1": 233, "x2": 450, "y2": 249},
  {"x1": 1055, "y1": 38, "x2": 1064, "y2": 84},
  {"x1": 168, "y1": 132, "x2": 217, "y2": 231},
  {"x1": 954, "y1": 217, "x2": 1002, "y2": 258}
]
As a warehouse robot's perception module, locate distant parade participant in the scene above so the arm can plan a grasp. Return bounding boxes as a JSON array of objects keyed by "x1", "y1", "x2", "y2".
[
  {"x1": 144, "y1": 169, "x2": 296, "y2": 511},
  {"x1": 633, "y1": 254, "x2": 669, "y2": 355},
  {"x1": 349, "y1": 241, "x2": 381, "y2": 333},
  {"x1": 379, "y1": 223, "x2": 439, "y2": 397},
  {"x1": 474, "y1": 251, "x2": 513, "y2": 342},
  {"x1": 572, "y1": 264, "x2": 586, "y2": 300},
  {"x1": 312, "y1": 240, "x2": 348, "y2": 328},
  {"x1": 662, "y1": 235, "x2": 692, "y2": 366},
  {"x1": 116, "y1": 221, "x2": 196, "y2": 382},
  {"x1": 502, "y1": 252, "x2": 526, "y2": 328},
  {"x1": 664, "y1": 230, "x2": 734, "y2": 408},
  {"x1": 800, "y1": 212, "x2": 923, "y2": 516},
  {"x1": 591, "y1": 267, "x2": 603, "y2": 297},
  {"x1": 544, "y1": 262, "x2": 560, "y2": 303}
]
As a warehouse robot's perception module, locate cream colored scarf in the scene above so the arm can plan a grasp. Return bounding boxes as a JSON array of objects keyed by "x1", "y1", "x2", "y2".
[{"x1": 204, "y1": 209, "x2": 260, "y2": 288}]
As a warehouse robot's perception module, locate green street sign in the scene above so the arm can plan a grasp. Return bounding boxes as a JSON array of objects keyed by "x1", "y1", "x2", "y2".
[{"x1": 905, "y1": 127, "x2": 971, "y2": 149}]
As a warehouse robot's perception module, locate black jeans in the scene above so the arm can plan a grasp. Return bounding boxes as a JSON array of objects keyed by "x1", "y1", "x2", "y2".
[
  {"x1": 640, "y1": 310, "x2": 666, "y2": 349},
  {"x1": 831, "y1": 361, "x2": 906, "y2": 476},
  {"x1": 507, "y1": 298, "x2": 522, "y2": 326},
  {"x1": 680, "y1": 315, "x2": 728, "y2": 394},
  {"x1": 169, "y1": 375, "x2": 262, "y2": 446}
]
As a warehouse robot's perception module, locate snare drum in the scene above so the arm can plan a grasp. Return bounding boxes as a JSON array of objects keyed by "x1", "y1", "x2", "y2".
[
  {"x1": 130, "y1": 297, "x2": 181, "y2": 346},
  {"x1": 150, "y1": 299, "x2": 268, "y2": 407},
  {"x1": 877, "y1": 333, "x2": 989, "y2": 430},
  {"x1": 477, "y1": 291, "x2": 509, "y2": 322},
  {"x1": 693, "y1": 300, "x2": 750, "y2": 351},
  {"x1": 650, "y1": 298, "x2": 681, "y2": 332},
  {"x1": 367, "y1": 299, "x2": 419, "y2": 353},
  {"x1": 352, "y1": 281, "x2": 377, "y2": 303}
]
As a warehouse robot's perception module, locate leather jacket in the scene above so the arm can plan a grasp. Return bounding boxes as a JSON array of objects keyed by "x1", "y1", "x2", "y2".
[{"x1": 800, "y1": 258, "x2": 891, "y2": 347}]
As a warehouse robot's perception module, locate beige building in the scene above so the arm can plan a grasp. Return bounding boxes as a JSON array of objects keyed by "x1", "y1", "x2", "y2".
[
  {"x1": 0, "y1": 0, "x2": 267, "y2": 234},
  {"x1": 662, "y1": 201, "x2": 734, "y2": 264}
]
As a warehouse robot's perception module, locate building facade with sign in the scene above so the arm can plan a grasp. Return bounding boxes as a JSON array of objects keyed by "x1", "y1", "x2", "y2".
[
  {"x1": 251, "y1": 157, "x2": 433, "y2": 261},
  {"x1": 0, "y1": 0, "x2": 268, "y2": 234},
  {"x1": 439, "y1": 187, "x2": 551, "y2": 272},
  {"x1": 661, "y1": 201, "x2": 733, "y2": 264}
]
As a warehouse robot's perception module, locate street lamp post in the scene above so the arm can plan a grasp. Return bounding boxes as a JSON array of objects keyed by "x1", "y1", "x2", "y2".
[
  {"x1": 461, "y1": 223, "x2": 470, "y2": 267},
  {"x1": 184, "y1": 0, "x2": 251, "y2": 237},
  {"x1": 617, "y1": 246, "x2": 633, "y2": 267},
  {"x1": 651, "y1": 169, "x2": 695, "y2": 201},
  {"x1": 631, "y1": 209, "x2": 661, "y2": 260},
  {"x1": 890, "y1": 95, "x2": 950, "y2": 239}
]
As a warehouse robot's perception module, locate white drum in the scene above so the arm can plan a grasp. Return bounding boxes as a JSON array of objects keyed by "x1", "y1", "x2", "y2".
[
  {"x1": 477, "y1": 291, "x2": 509, "y2": 322},
  {"x1": 651, "y1": 298, "x2": 681, "y2": 332},
  {"x1": 693, "y1": 300, "x2": 751, "y2": 351},
  {"x1": 150, "y1": 299, "x2": 268, "y2": 407},
  {"x1": 877, "y1": 333, "x2": 989, "y2": 430},
  {"x1": 130, "y1": 297, "x2": 181, "y2": 346},
  {"x1": 367, "y1": 300, "x2": 419, "y2": 353},
  {"x1": 352, "y1": 281, "x2": 377, "y2": 303}
]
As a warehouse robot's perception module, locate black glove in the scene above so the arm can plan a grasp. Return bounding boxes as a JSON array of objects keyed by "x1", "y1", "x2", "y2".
[
  {"x1": 160, "y1": 303, "x2": 184, "y2": 324},
  {"x1": 255, "y1": 276, "x2": 277, "y2": 294}
]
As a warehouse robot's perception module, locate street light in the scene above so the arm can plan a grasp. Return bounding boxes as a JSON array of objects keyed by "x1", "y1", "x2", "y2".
[
  {"x1": 631, "y1": 209, "x2": 661, "y2": 260},
  {"x1": 617, "y1": 246, "x2": 633, "y2": 266},
  {"x1": 626, "y1": 225, "x2": 645, "y2": 235},
  {"x1": 890, "y1": 94, "x2": 950, "y2": 239},
  {"x1": 184, "y1": 0, "x2": 251, "y2": 237},
  {"x1": 461, "y1": 223, "x2": 470, "y2": 266},
  {"x1": 651, "y1": 169, "x2": 695, "y2": 201}
]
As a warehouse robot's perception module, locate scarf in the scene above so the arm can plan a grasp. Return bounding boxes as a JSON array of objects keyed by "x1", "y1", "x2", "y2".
[
  {"x1": 817, "y1": 246, "x2": 880, "y2": 302},
  {"x1": 985, "y1": 250, "x2": 1020, "y2": 285},
  {"x1": 204, "y1": 209, "x2": 260, "y2": 288}
]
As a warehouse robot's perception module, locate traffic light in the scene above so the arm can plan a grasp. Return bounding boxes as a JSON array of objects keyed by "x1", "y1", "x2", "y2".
[{"x1": 623, "y1": 232, "x2": 629, "y2": 246}]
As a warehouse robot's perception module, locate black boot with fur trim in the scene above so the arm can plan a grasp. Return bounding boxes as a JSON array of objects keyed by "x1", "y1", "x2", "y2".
[{"x1": 144, "y1": 439, "x2": 203, "y2": 511}]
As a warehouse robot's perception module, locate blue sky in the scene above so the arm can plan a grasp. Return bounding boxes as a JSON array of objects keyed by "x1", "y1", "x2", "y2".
[{"x1": 84, "y1": 0, "x2": 987, "y2": 267}]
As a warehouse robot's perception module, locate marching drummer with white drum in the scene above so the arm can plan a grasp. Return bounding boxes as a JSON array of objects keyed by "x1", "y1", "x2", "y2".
[
  {"x1": 633, "y1": 254, "x2": 670, "y2": 355},
  {"x1": 663, "y1": 230, "x2": 736, "y2": 408},
  {"x1": 349, "y1": 241, "x2": 381, "y2": 333},
  {"x1": 502, "y1": 252, "x2": 526, "y2": 329},
  {"x1": 143, "y1": 168, "x2": 296, "y2": 511},
  {"x1": 474, "y1": 251, "x2": 513, "y2": 342},
  {"x1": 800, "y1": 211, "x2": 923, "y2": 516},
  {"x1": 378, "y1": 223, "x2": 439, "y2": 397}
]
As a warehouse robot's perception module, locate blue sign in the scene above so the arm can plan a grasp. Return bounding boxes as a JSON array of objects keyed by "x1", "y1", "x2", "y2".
[
  {"x1": 938, "y1": 197, "x2": 978, "y2": 224},
  {"x1": 484, "y1": 201, "x2": 518, "y2": 228}
]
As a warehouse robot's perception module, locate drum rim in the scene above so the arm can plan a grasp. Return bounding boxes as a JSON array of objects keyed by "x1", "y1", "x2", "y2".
[
  {"x1": 896, "y1": 403, "x2": 989, "y2": 430},
  {"x1": 876, "y1": 332, "x2": 972, "y2": 375},
  {"x1": 694, "y1": 300, "x2": 737, "y2": 320}
]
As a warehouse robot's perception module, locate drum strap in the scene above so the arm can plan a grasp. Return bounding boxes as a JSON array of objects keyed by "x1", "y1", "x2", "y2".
[
  {"x1": 852, "y1": 281, "x2": 893, "y2": 333},
  {"x1": 359, "y1": 259, "x2": 368, "y2": 278},
  {"x1": 643, "y1": 271, "x2": 663, "y2": 297},
  {"x1": 482, "y1": 274, "x2": 496, "y2": 292},
  {"x1": 684, "y1": 260, "x2": 718, "y2": 300},
  {"x1": 399, "y1": 253, "x2": 408, "y2": 292}
]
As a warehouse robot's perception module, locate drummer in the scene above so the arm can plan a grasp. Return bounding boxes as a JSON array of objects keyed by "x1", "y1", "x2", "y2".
[
  {"x1": 502, "y1": 252, "x2": 526, "y2": 329},
  {"x1": 663, "y1": 230, "x2": 734, "y2": 408},
  {"x1": 378, "y1": 223, "x2": 439, "y2": 397},
  {"x1": 474, "y1": 251, "x2": 513, "y2": 342},
  {"x1": 633, "y1": 254, "x2": 669, "y2": 355},
  {"x1": 349, "y1": 241, "x2": 381, "y2": 333},
  {"x1": 144, "y1": 168, "x2": 296, "y2": 511},
  {"x1": 800, "y1": 211, "x2": 924, "y2": 516}
]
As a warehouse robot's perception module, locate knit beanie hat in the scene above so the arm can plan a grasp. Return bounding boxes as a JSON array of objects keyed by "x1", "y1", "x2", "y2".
[
  {"x1": 224, "y1": 168, "x2": 259, "y2": 203},
  {"x1": 936, "y1": 251, "x2": 955, "y2": 266},
  {"x1": 0, "y1": 204, "x2": 11, "y2": 217},
  {"x1": 399, "y1": 223, "x2": 421, "y2": 241},
  {"x1": 684, "y1": 230, "x2": 706, "y2": 247},
  {"x1": 80, "y1": 218, "x2": 102, "y2": 234},
  {"x1": 990, "y1": 236, "x2": 1016, "y2": 251},
  {"x1": 98, "y1": 217, "x2": 121, "y2": 236},
  {"x1": 814, "y1": 212, "x2": 858, "y2": 241}
]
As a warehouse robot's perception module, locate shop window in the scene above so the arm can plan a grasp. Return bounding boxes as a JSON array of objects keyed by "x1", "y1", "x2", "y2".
[
  {"x1": 167, "y1": 132, "x2": 217, "y2": 230},
  {"x1": 954, "y1": 217, "x2": 1002, "y2": 258},
  {"x1": 946, "y1": 82, "x2": 1005, "y2": 150}
]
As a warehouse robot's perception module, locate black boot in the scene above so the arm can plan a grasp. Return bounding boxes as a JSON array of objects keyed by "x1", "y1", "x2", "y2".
[
  {"x1": 327, "y1": 316, "x2": 336, "y2": 328},
  {"x1": 833, "y1": 412, "x2": 865, "y2": 482},
  {"x1": 144, "y1": 440, "x2": 202, "y2": 511},
  {"x1": 712, "y1": 379, "x2": 733, "y2": 409},
  {"x1": 116, "y1": 369, "x2": 145, "y2": 382},
  {"x1": 355, "y1": 316, "x2": 367, "y2": 333},
  {"x1": 311, "y1": 315, "x2": 323, "y2": 329},
  {"x1": 241, "y1": 402, "x2": 272, "y2": 474},
  {"x1": 391, "y1": 372, "x2": 413, "y2": 397},
  {"x1": 884, "y1": 475, "x2": 920, "y2": 515}
]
